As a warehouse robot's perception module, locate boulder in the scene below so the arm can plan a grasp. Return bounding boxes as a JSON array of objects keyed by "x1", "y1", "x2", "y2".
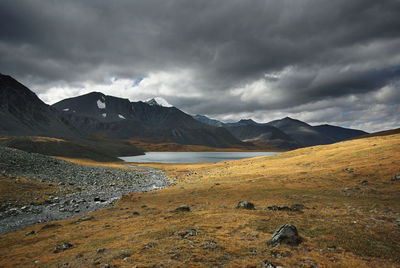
[
  {"x1": 236, "y1": 201, "x2": 255, "y2": 210},
  {"x1": 267, "y1": 224, "x2": 302, "y2": 246}
]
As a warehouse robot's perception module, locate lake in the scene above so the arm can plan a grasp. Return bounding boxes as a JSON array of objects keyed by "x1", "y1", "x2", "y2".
[{"x1": 120, "y1": 151, "x2": 278, "y2": 164}]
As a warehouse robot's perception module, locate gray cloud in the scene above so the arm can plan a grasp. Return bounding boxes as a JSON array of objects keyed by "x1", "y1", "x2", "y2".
[{"x1": 1, "y1": 0, "x2": 400, "y2": 132}]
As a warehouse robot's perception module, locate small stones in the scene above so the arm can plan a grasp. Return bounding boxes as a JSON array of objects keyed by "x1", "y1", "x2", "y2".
[
  {"x1": 77, "y1": 215, "x2": 94, "y2": 222},
  {"x1": 266, "y1": 205, "x2": 291, "y2": 211},
  {"x1": 396, "y1": 218, "x2": 400, "y2": 227},
  {"x1": 178, "y1": 228, "x2": 197, "y2": 238},
  {"x1": 359, "y1": 180, "x2": 368, "y2": 185},
  {"x1": 343, "y1": 168, "x2": 354, "y2": 173},
  {"x1": 267, "y1": 204, "x2": 306, "y2": 212},
  {"x1": 101, "y1": 264, "x2": 117, "y2": 268},
  {"x1": 54, "y1": 242, "x2": 73, "y2": 253},
  {"x1": 290, "y1": 203, "x2": 306, "y2": 211},
  {"x1": 25, "y1": 230, "x2": 35, "y2": 236},
  {"x1": 262, "y1": 260, "x2": 276, "y2": 268},
  {"x1": 174, "y1": 205, "x2": 191, "y2": 212},
  {"x1": 391, "y1": 174, "x2": 400, "y2": 181},
  {"x1": 267, "y1": 224, "x2": 302, "y2": 247},
  {"x1": 250, "y1": 248, "x2": 257, "y2": 255},
  {"x1": 203, "y1": 240, "x2": 219, "y2": 250},
  {"x1": 97, "y1": 248, "x2": 107, "y2": 254},
  {"x1": 145, "y1": 242, "x2": 156, "y2": 249},
  {"x1": 236, "y1": 201, "x2": 255, "y2": 210},
  {"x1": 133, "y1": 211, "x2": 140, "y2": 215},
  {"x1": 301, "y1": 259, "x2": 318, "y2": 267}
]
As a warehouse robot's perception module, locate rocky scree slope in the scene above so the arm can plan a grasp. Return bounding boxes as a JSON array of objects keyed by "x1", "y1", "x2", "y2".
[{"x1": 0, "y1": 146, "x2": 169, "y2": 233}]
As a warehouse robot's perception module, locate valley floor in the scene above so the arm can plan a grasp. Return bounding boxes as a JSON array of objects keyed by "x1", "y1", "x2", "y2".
[{"x1": 0, "y1": 134, "x2": 400, "y2": 267}]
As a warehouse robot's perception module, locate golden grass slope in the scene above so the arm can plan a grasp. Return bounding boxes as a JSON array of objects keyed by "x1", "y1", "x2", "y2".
[{"x1": 1, "y1": 134, "x2": 400, "y2": 267}]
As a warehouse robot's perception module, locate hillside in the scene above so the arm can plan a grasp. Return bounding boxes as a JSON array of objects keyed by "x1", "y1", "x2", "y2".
[
  {"x1": 1, "y1": 134, "x2": 399, "y2": 267},
  {"x1": 352, "y1": 127, "x2": 400, "y2": 139},
  {"x1": 314, "y1": 124, "x2": 367, "y2": 142},
  {"x1": 0, "y1": 73, "x2": 82, "y2": 138}
]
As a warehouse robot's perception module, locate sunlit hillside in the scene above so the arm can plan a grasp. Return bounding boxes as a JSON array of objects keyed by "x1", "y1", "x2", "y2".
[{"x1": 1, "y1": 134, "x2": 399, "y2": 267}]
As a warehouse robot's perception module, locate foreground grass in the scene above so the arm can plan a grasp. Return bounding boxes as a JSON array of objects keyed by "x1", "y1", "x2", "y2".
[{"x1": 0, "y1": 134, "x2": 400, "y2": 267}]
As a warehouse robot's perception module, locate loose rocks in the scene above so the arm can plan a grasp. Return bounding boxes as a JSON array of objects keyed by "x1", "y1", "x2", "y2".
[
  {"x1": 266, "y1": 205, "x2": 291, "y2": 211},
  {"x1": 262, "y1": 260, "x2": 277, "y2": 268},
  {"x1": 391, "y1": 174, "x2": 400, "y2": 181},
  {"x1": 77, "y1": 216, "x2": 94, "y2": 223},
  {"x1": 203, "y1": 240, "x2": 219, "y2": 250},
  {"x1": 0, "y1": 147, "x2": 170, "y2": 234},
  {"x1": 267, "y1": 224, "x2": 302, "y2": 246},
  {"x1": 236, "y1": 201, "x2": 255, "y2": 210},
  {"x1": 174, "y1": 206, "x2": 191, "y2": 212},
  {"x1": 267, "y1": 204, "x2": 306, "y2": 212},
  {"x1": 178, "y1": 228, "x2": 197, "y2": 238},
  {"x1": 54, "y1": 242, "x2": 73, "y2": 253}
]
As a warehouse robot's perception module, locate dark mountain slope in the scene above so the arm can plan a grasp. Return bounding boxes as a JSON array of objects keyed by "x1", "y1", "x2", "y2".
[
  {"x1": 267, "y1": 117, "x2": 335, "y2": 146},
  {"x1": 192, "y1": 115, "x2": 225, "y2": 127},
  {"x1": 192, "y1": 116, "x2": 302, "y2": 150},
  {"x1": 0, "y1": 73, "x2": 81, "y2": 138},
  {"x1": 314, "y1": 124, "x2": 368, "y2": 142},
  {"x1": 224, "y1": 124, "x2": 302, "y2": 150},
  {"x1": 53, "y1": 93, "x2": 243, "y2": 148}
]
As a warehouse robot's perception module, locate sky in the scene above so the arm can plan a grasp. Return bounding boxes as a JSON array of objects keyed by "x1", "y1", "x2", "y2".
[{"x1": 1, "y1": 0, "x2": 400, "y2": 132}]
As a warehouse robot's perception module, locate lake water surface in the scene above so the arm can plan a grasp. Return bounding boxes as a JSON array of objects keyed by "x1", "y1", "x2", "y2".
[{"x1": 120, "y1": 151, "x2": 278, "y2": 164}]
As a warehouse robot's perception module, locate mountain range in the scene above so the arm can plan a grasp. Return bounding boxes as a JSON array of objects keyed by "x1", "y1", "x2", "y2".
[
  {"x1": 192, "y1": 114, "x2": 368, "y2": 148},
  {"x1": 0, "y1": 73, "x2": 368, "y2": 151}
]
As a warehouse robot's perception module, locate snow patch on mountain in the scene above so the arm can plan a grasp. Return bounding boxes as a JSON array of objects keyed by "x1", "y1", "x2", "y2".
[
  {"x1": 97, "y1": 99, "x2": 106, "y2": 109},
  {"x1": 102, "y1": 113, "x2": 106, "y2": 118},
  {"x1": 146, "y1": 97, "x2": 172, "y2": 107},
  {"x1": 118, "y1": 114, "x2": 126, "y2": 119},
  {"x1": 62, "y1": 108, "x2": 70, "y2": 112}
]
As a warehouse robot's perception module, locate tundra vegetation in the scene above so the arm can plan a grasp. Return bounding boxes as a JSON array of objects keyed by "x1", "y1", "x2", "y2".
[{"x1": 0, "y1": 134, "x2": 399, "y2": 267}]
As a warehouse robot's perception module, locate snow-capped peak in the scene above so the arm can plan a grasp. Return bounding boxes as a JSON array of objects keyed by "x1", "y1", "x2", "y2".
[{"x1": 145, "y1": 97, "x2": 173, "y2": 107}]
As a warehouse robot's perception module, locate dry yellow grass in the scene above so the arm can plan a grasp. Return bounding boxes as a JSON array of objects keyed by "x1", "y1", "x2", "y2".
[
  {"x1": 1, "y1": 134, "x2": 400, "y2": 267},
  {"x1": 0, "y1": 176, "x2": 75, "y2": 208}
]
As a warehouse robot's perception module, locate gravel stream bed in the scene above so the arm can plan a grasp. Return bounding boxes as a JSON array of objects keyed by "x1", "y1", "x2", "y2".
[{"x1": 0, "y1": 147, "x2": 170, "y2": 234}]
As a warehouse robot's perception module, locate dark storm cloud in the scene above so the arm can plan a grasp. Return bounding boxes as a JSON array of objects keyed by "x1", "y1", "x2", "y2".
[{"x1": 1, "y1": 0, "x2": 399, "y2": 131}]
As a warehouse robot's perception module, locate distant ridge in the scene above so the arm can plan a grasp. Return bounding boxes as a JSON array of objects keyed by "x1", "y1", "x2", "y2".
[
  {"x1": 350, "y1": 127, "x2": 400, "y2": 139},
  {"x1": 192, "y1": 114, "x2": 368, "y2": 149}
]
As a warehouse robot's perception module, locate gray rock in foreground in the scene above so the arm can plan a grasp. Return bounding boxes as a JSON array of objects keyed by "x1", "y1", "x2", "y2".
[{"x1": 267, "y1": 224, "x2": 302, "y2": 246}]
